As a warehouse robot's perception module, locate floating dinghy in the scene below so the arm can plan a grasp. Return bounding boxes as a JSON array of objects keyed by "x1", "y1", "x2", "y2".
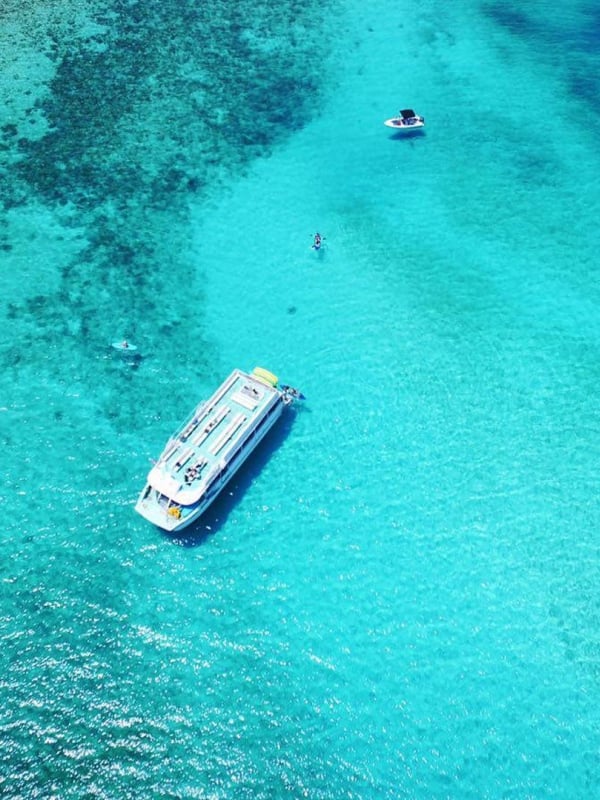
[{"x1": 112, "y1": 340, "x2": 137, "y2": 352}]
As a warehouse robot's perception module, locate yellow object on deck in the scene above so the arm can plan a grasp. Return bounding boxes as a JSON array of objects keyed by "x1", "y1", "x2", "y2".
[{"x1": 252, "y1": 367, "x2": 278, "y2": 387}]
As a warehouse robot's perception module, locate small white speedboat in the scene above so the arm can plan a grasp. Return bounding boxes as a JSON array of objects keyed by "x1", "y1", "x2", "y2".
[{"x1": 384, "y1": 108, "x2": 425, "y2": 130}]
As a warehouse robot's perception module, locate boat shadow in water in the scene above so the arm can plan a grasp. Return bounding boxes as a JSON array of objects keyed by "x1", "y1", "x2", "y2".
[
  {"x1": 165, "y1": 407, "x2": 299, "y2": 547},
  {"x1": 388, "y1": 129, "x2": 426, "y2": 141}
]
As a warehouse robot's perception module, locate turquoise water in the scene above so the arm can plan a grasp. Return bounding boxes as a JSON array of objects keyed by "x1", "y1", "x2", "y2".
[{"x1": 1, "y1": 0, "x2": 600, "y2": 797}]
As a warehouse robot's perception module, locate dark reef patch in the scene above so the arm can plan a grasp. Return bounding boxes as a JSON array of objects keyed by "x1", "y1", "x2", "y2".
[
  {"x1": 483, "y1": 4, "x2": 537, "y2": 37},
  {"x1": 483, "y1": 1, "x2": 600, "y2": 110},
  {"x1": 3, "y1": 0, "x2": 333, "y2": 368},
  {"x1": 13, "y1": 0, "x2": 330, "y2": 211}
]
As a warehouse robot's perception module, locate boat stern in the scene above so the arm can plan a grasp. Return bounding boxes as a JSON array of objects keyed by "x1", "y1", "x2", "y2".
[{"x1": 135, "y1": 485, "x2": 190, "y2": 533}]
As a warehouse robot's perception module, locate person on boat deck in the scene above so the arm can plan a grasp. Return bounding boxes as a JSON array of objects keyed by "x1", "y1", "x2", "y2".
[{"x1": 121, "y1": 340, "x2": 129, "y2": 349}]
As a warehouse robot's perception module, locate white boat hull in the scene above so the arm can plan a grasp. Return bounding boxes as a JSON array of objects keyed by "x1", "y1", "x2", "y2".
[
  {"x1": 134, "y1": 368, "x2": 294, "y2": 534},
  {"x1": 135, "y1": 401, "x2": 284, "y2": 532},
  {"x1": 384, "y1": 117, "x2": 425, "y2": 130}
]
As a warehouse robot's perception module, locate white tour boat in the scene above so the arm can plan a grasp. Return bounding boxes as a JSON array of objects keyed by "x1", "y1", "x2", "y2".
[
  {"x1": 135, "y1": 367, "x2": 303, "y2": 533},
  {"x1": 383, "y1": 108, "x2": 425, "y2": 130}
]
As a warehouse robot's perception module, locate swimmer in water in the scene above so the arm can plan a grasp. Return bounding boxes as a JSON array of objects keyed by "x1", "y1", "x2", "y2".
[{"x1": 312, "y1": 232, "x2": 325, "y2": 250}]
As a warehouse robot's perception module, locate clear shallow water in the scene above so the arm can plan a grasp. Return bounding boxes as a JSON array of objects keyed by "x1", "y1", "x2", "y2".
[{"x1": 1, "y1": 0, "x2": 600, "y2": 797}]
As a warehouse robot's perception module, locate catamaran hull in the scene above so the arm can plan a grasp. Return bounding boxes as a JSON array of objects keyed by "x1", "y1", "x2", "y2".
[{"x1": 135, "y1": 399, "x2": 284, "y2": 533}]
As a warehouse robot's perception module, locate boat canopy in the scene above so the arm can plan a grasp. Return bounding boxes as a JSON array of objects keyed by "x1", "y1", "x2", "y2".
[{"x1": 400, "y1": 109, "x2": 417, "y2": 119}]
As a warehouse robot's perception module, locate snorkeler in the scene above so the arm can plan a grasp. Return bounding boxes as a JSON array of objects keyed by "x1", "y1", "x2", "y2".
[{"x1": 312, "y1": 232, "x2": 325, "y2": 250}]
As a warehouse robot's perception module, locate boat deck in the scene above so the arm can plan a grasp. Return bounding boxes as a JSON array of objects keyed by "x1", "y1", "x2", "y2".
[{"x1": 146, "y1": 369, "x2": 281, "y2": 506}]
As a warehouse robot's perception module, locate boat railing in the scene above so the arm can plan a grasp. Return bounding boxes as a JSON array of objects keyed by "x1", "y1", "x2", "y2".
[
  {"x1": 209, "y1": 413, "x2": 247, "y2": 456},
  {"x1": 174, "y1": 448, "x2": 194, "y2": 471},
  {"x1": 191, "y1": 406, "x2": 231, "y2": 446}
]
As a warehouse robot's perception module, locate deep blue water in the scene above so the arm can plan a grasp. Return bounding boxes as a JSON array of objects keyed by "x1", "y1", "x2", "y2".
[{"x1": 1, "y1": 1, "x2": 600, "y2": 797}]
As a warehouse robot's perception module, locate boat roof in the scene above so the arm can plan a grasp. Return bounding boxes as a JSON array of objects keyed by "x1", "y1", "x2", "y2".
[
  {"x1": 146, "y1": 369, "x2": 281, "y2": 505},
  {"x1": 400, "y1": 108, "x2": 417, "y2": 118}
]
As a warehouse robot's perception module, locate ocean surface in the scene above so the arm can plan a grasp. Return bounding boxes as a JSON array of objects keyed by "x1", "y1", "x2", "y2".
[{"x1": 1, "y1": 0, "x2": 600, "y2": 797}]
